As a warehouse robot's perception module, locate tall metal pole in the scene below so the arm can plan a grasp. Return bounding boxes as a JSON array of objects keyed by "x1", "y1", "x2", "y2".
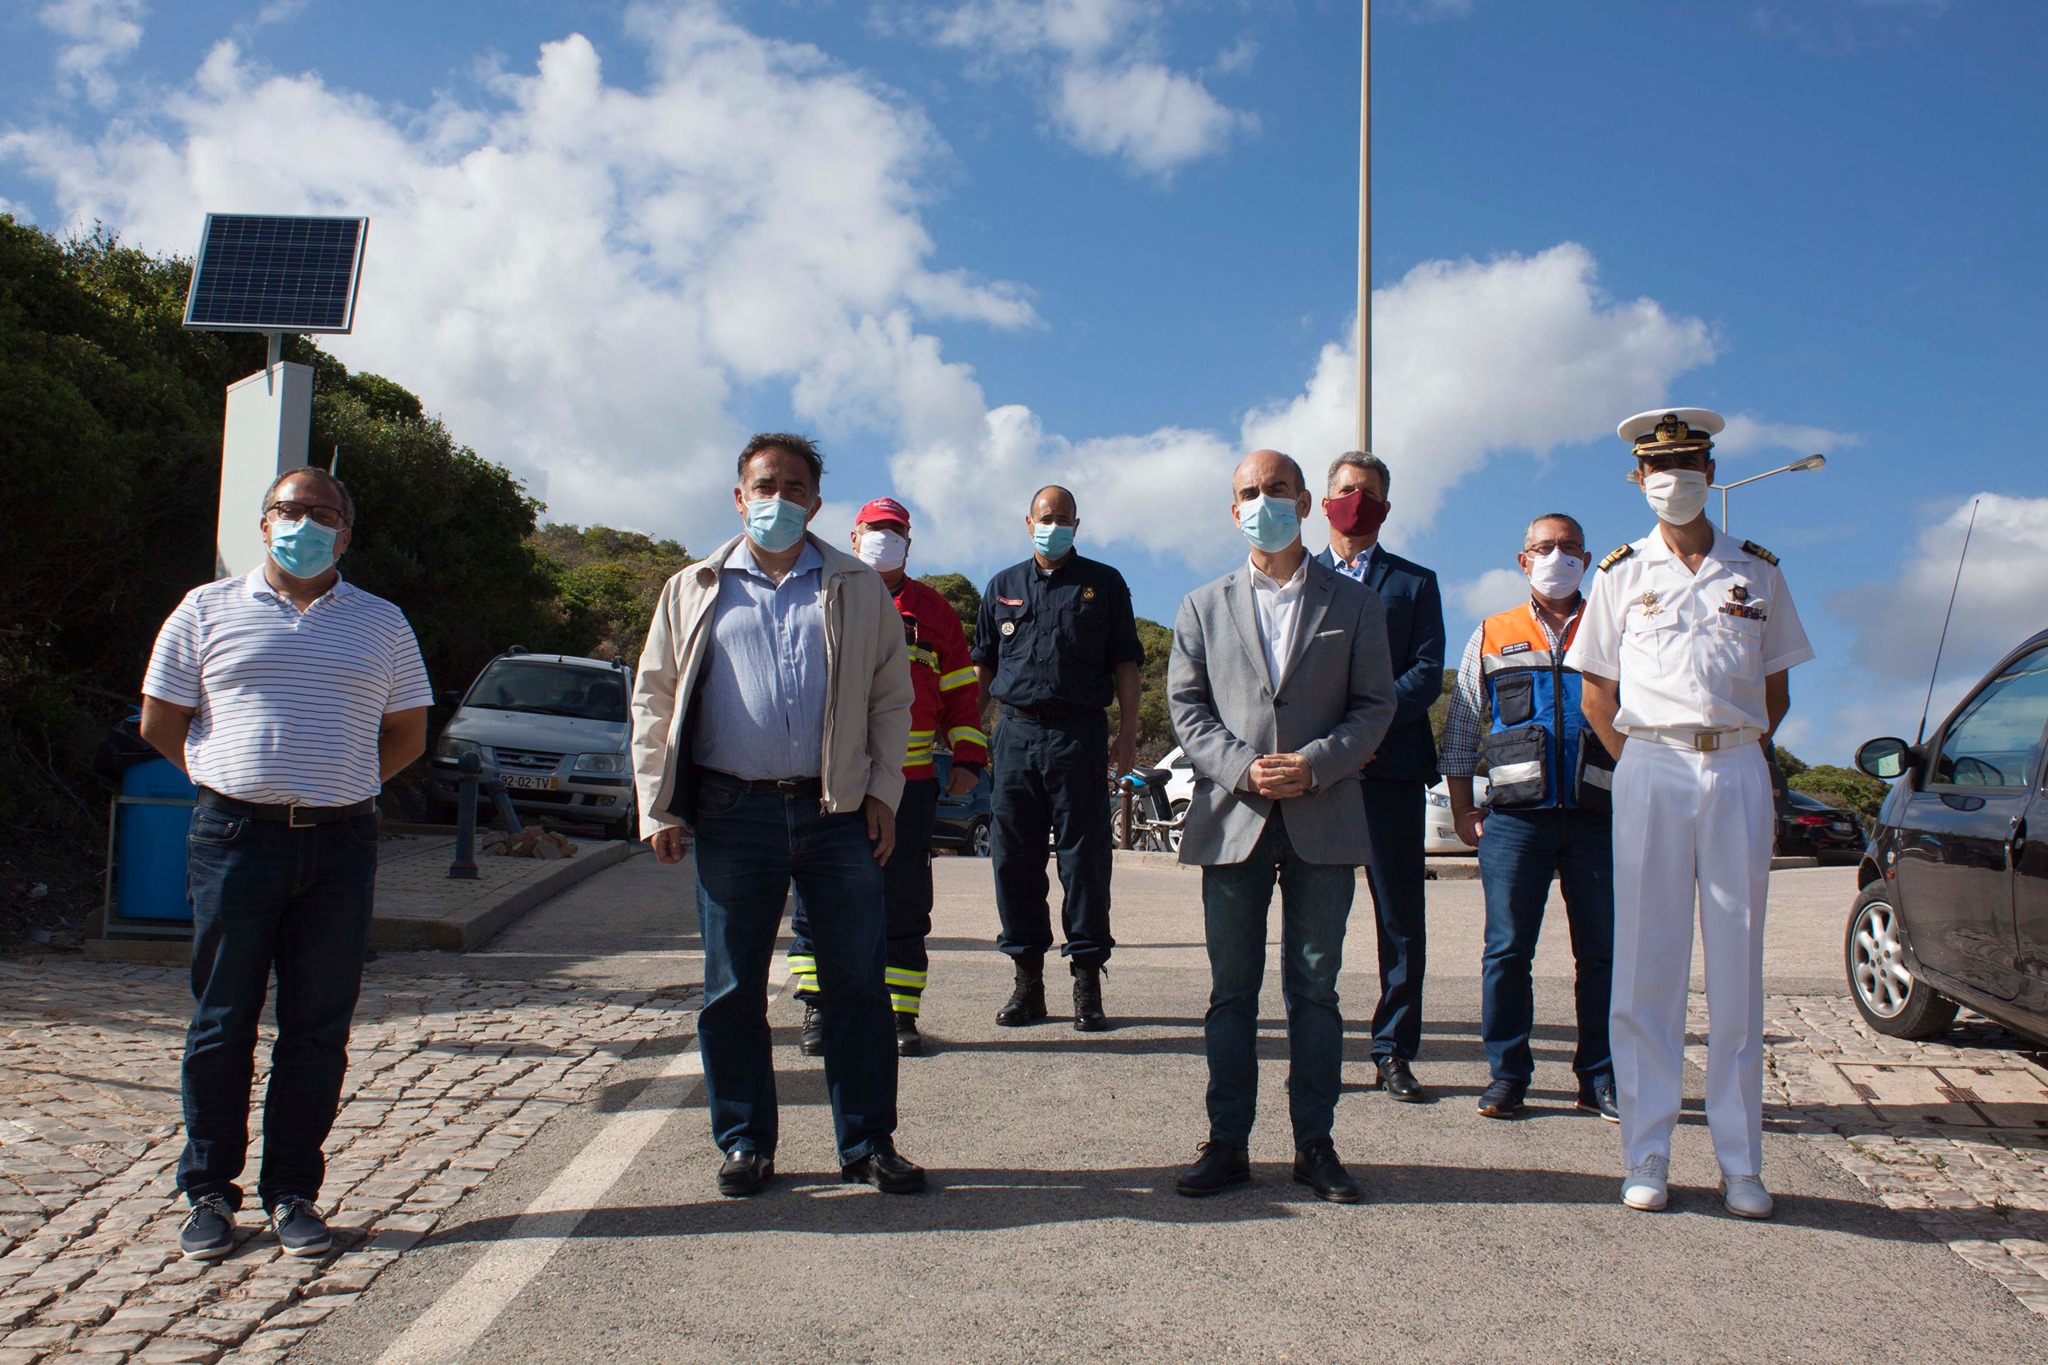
[{"x1": 1356, "y1": 0, "x2": 1372, "y2": 453}]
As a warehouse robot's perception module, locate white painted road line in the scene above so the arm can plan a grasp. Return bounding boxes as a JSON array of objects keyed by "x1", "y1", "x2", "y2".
[{"x1": 373, "y1": 973, "x2": 791, "y2": 1365}]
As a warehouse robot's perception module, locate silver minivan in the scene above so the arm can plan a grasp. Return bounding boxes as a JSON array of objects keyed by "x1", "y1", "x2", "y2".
[{"x1": 429, "y1": 649, "x2": 637, "y2": 838}]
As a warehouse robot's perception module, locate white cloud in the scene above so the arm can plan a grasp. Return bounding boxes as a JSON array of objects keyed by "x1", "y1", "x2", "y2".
[
  {"x1": 1244, "y1": 244, "x2": 1716, "y2": 533},
  {"x1": 1715, "y1": 413, "x2": 1856, "y2": 459},
  {"x1": 37, "y1": 0, "x2": 146, "y2": 106},
  {"x1": 913, "y1": 0, "x2": 1253, "y2": 178},
  {"x1": 1453, "y1": 568, "x2": 1529, "y2": 621},
  {"x1": 1051, "y1": 62, "x2": 1254, "y2": 178}
]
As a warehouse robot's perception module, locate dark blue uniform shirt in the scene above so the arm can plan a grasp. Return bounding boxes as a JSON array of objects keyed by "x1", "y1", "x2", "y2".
[{"x1": 973, "y1": 554, "x2": 1145, "y2": 710}]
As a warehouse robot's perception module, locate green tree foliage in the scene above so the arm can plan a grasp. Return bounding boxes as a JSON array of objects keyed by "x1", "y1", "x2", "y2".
[
  {"x1": 918, "y1": 572, "x2": 980, "y2": 645},
  {"x1": 1428, "y1": 668, "x2": 1458, "y2": 745},
  {"x1": 1790, "y1": 765, "x2": 1891, "y2": 821},
  {"x1": 1109, "y1": 617, "x2": 1178, "y2": 762},
  {"x1": 531, "y1": 525, "x2": 696, "y2": 664},
  {"x1": 1774, "y1": 746, "x2": 1811, "y2": 780}
]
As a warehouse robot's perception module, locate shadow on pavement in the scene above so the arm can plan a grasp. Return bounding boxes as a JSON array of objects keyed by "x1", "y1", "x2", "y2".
[{"x1": 420, "y1": 1161, "x2": 1935, "y2": 1242}]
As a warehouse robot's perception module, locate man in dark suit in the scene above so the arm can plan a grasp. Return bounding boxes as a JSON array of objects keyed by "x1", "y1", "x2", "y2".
[
  {"x1": 1315, "y1": 451, "x2": 1447, "y2": 1101},
  {"x1": 1168, "y1": 449, "x2": 1397, "y2": 1201}
]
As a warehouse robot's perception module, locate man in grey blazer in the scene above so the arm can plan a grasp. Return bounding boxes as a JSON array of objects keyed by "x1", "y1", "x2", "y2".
[{"x1": 1167, "y1": 449, "x2": 1398, "y2": 1202}]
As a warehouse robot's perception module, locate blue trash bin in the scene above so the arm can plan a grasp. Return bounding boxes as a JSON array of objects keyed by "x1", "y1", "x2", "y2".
[{"x1": 116, "y1": 759, "x2": 198, "y2": 922}]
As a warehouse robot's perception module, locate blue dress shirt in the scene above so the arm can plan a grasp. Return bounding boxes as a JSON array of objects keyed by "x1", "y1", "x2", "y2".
[{"x1": 692, "y1": 539, "x2": 828, "y2": 781}]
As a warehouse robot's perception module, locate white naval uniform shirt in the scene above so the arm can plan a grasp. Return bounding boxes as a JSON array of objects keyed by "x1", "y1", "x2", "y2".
[
  {"x1": 1563, "y1": 526, "x2": 1814, "y2": 735},
  {"x1": 1248, "y1": 555, "x2": 1309, "y2": 691}
]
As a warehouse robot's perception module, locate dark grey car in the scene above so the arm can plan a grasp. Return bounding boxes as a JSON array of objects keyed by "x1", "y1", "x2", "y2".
[{"x1": 1845, "y1": 629, "x2": 2048, "y2": 1044}]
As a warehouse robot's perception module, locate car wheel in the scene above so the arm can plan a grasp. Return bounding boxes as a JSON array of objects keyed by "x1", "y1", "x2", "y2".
[
  {"x1": 1167, "y1": 800, "x2": 1189, "y2": 853},
  {"x1": 968, "y1": 816, "x2": 992, "y2": 858},
  {"x1": 1845, "y1": 884, "x2": 1959, "y2": 1040}
]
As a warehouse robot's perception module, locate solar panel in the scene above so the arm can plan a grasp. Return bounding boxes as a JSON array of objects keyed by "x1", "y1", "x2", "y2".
[{"x1": 182, "y1": 214, "x2": 368, "y2": 333}]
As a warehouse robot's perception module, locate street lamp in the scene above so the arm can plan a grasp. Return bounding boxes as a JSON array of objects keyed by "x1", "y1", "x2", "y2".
[{"x1": 1714, "y1": 454, "x2": 1828, "y2": 532}]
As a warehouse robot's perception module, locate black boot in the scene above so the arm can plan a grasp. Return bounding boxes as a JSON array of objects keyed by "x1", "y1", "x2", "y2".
[
  {"x1": 799, "y1": 999, "x2": 825, "y2": 1057},
  {"x1": 996, "y1": 958, "x2": 1047, "y2": 1027},
  {"x1": 1072, "y1": 963, "x2": 1107, "y2": 1032},
  {"x1": 895, "y1": 1012, "x2": 923, "y2": 1057}
]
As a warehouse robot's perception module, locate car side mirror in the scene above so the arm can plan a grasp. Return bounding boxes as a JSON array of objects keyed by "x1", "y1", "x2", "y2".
[{"x1": 1855, "y1": 736, "x2": 1914, "y2": 781}]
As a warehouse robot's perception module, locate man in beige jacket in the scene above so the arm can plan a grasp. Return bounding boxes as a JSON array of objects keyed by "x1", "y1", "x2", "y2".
[{"x1": 631, "y1": 433, "x2": 921, "y2": 1196}]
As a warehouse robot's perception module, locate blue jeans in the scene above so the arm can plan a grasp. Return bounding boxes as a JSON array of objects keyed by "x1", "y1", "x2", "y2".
[
  {"x1": 1478, "y1": 807, "x2": 1615, "y2": 1086},
  {"x1": 179, "y1": 805, "x2": 380, "y2": 1211},
  {"x1": 1360, "y1": 779, "x2": 1428, "y2": 1061},
  {"x1": 1201, "y1": 811, "x2": 1355, "y2": 1149},
  {"x1": 693, "y1": 774, "x2": 896, "y2": 1163}
]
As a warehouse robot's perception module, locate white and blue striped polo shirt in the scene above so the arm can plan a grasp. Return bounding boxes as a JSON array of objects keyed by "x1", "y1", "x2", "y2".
[{"x1": 142, "y1": 568, "x2": 433, "y2": 806}]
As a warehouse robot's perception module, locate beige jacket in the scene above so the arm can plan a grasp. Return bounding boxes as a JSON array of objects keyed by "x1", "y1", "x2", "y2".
[{"x1": 630, "y1": 533, "x2": 913, "y2": 831}]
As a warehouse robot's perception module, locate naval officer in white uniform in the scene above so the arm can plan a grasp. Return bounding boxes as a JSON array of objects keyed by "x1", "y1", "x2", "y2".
[{"x1": 1565, "y1": 407, "x2": 1814, "y2": 1219}]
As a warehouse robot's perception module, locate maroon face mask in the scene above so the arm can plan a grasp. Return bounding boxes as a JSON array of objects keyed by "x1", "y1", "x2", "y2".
[{"x1": 1326, "y1": 489, "x2": 1389, "y2": 538}]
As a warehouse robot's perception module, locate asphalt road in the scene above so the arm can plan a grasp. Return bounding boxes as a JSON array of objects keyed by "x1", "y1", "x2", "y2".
[{"x1": 302, "y1": 854, "x2": 2048, "y2": 1364}]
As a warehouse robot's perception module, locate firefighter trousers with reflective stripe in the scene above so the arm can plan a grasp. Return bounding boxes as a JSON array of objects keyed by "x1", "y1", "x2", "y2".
[{"x1": 790, "y1": 777, "x2": 940, "y2": 1016}]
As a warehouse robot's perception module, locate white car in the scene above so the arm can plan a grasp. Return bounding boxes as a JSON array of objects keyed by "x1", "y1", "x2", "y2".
[
  {"x1": 1425, "y1": 775, "x2": 1492, "y2": 854},
  {"x1": 1156, "y1": 745, "x2": 1197, "y2": 809}
]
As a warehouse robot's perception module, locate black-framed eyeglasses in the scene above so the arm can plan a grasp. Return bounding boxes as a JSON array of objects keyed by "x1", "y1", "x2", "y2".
[
  {"x1": 266, "y1": 500, "x2": 349, "y2": 529},
  {"x1": 1525, "y1": 540, "x2": 1586, "y2": 558}
]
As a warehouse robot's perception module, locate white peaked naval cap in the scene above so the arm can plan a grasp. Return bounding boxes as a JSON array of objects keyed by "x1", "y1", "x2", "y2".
[{"x1": 1617, "y1": 407, "x2": 1725, "y2": 447}]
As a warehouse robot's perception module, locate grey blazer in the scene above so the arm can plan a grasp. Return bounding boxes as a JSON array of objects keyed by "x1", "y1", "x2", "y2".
[{"x1": 1168, "y1": 555, "x2": 1398, "y2": 866}]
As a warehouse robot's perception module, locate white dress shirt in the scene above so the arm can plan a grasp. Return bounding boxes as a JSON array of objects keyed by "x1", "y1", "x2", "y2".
[
  {"x1": 1248, "y1": 555, "x2": 1309, "y2": 691},
  {"x1": 1565, "y1": 527, "x2": 1814, "y2": 735}
]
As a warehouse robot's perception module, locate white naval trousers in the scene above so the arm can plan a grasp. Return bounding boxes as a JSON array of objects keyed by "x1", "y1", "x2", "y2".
[{"x1": 1609, "y1": 738, "x2": 1774, "y2": 1177}]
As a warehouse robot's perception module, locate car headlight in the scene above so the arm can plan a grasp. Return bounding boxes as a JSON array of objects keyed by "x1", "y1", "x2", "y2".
[
  {"x1": 574, "y1": 752, "x2": 628, "y2": 774},
  {"x1": 1425, "y1": 789, "x2": 1449, "y2": 808},
  {"x1": 435, "y1": 736, "x2": 483, "y2": 762}
]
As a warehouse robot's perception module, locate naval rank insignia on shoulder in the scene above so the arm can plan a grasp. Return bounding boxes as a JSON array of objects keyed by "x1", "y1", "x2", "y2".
[
  {"x1": 1597, "y1": 544, "x2": 1635, "y2": 571},
  {"x1": 1740, "y1": 539, "x2": 1779, "y2": 566}
]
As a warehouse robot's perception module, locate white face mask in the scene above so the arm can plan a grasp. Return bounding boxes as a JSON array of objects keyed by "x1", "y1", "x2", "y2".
[
  {"x1": 1526, "y1": 548, "x2": 1586, "y2": 600},
  {"x1": 1642, "y1": 469, "x2": 1710, "y2": 526},
  {"x1": 855, "y1": 529, "x2": 909, "y2": 572}
]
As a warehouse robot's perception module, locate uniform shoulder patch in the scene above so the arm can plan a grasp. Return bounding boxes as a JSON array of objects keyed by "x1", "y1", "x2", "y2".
[
  {"x1": 1740, "y1": 539, "x2": 1779, "y2": 566},
  {"x1": 1597, "y1": 544, "x2": 1634, "y2": 571}
]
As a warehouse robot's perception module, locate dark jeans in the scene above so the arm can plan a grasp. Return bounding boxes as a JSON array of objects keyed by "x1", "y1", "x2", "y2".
[
  {"x1": 179, "y1": 806, "x2": 380, "y2": 1211},
  {"x1": 1478, "y1": 807, "x2": 1615, "y2": 1086},
  {"x1": 1360, "y1": 779, "x2": 1428, "y2": 1061},
  {"x1": 693, "y1": 774, "x2": 895, "y2": 1163},
  {"x1": 789, "y1": 777, "x2": 939, "y2": 1015},
  {"x1": 991, "y1": 710, "x2": 1114, "y2": 967},
  {"x1": 1202, "y1": 811, "x2": 1355, "y2": 1149}
]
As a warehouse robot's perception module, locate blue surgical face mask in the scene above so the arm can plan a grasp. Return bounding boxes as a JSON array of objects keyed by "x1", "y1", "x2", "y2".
[
  {"x1": 1236, "y1": 494, "x2": 1301, "y2": 554},
  {"x1": 744, "y1": 497, "x2": 811, "y2": 553},
  {"x1": 1032, "y1": 521, "x2": 1076, "y2": 560},
  {"x1": 267, "y1": 515, "x2": 340, "y2": 578}
]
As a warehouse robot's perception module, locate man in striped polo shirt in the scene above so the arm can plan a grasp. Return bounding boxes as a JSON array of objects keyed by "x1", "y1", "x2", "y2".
[{"x1": 140, "y1": 466, "x2": 431, "y2": 1261}]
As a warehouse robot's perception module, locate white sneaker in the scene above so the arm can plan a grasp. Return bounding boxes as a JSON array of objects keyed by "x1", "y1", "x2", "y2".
[
  {"x1": 1721, "y1": 1174, "x2": 1774, "y2": 1220},
  {"x1": 1621, "y1": 1154, "x2": 1669, "y2": 1211}
]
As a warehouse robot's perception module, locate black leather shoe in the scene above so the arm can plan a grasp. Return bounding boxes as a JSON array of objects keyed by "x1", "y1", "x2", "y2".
[
  {"x1": 1375, "y1": 1057, "x2": 1426, "y2": 1103},
  {"x1": 1174, "y1": 1141, "x2": 1251, "y2": 1197},
  {"x1": 798, "y1": 1000, "x2": 825, "y2": 1057},
  {"x1": 1476, "y1": 1078, "x2": 1527, "y2": 1119},
  {"x1": 1292, "y1": 1139, "x2": 1362, "y2": 1203},
  {"x1": 717, "y1": 1149, "x2": 774, "y2": 1197},
  {"x1": 841, "y1": 1139, "x2": 926, "y2": 1194},
  {"x1": 895, "y1": 1013, "x2": 923, "y2": 1057},
  {"x1": 1577, "y1": 1077, "x2": 1621, "y2": 1123},
  {"x1": 1072, "y1": 964, "x2": 1107, "y2": 1032},
  {"x1": 996, "y1": 959, "x2": 1047, "y2": 1027}
]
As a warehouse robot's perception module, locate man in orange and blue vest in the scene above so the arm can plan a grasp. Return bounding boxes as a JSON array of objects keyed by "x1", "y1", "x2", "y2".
[
  {"x1": 787, "y1": 498, "x2": 988, "y2": 1057},
  {"x1": 1440, "y1": 512, "x2": 1617, "y2": 1122}
]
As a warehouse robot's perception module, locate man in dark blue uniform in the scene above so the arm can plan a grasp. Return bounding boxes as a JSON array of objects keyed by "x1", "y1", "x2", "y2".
[
  {"x1": 974, "y1": 485, "x2": 1144, "y2": 1032},
  {"x1": 1315, "y1": 451, "x2": 1446, "y2": 1102}
]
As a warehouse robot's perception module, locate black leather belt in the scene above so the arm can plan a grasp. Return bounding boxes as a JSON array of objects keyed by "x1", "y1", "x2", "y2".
[
  {"x1": 699, "y1": 770, "x2": 824, "y2": 796},
  {"x1": 1003, "y1": 702, "x2": 1099, "y2": 723},
  {"x1": 197, "y1": 788, "x2": 376, "y2": 827}
]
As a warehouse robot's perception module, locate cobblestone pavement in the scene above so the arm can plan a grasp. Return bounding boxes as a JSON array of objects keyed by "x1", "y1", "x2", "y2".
[
  {"x1": 0, "y1": 958, "x2": 694, "y2": 1364},
  {"x1": 1700, "y1": 996, "x2": 2048, "y2": 1317}
]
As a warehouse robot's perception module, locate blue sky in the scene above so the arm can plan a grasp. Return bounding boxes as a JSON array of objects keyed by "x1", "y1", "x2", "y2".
[{"x1": 5, "y1": 0, "x2": 2045, "y2": 764}]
